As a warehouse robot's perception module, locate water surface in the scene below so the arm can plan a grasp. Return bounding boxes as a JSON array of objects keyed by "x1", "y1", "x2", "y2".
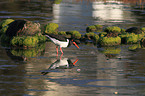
[{"x1": 0, "y1": 0, "x2": 145, "y2": 96}]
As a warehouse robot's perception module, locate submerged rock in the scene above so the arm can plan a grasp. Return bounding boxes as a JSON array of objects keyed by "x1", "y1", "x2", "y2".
[{"x1": 126, "y1": 27, "x2": 142, "y2": 34}]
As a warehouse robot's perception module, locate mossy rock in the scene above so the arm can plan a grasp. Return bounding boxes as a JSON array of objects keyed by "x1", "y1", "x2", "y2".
[
  {"x1": 120, "y1": 33, "x2": 141, "y2": 44},
  {"x1": 121, "y1": 28, "x2": 126, "y2": 34},
  {"x1": 20, "y1": 21, "x2": 41, "y2": 36},
  {"x1": 140, "y1": 37, "x2": 145, "y2": 48},
  {"x1": 99, "y1": 36, "x2": 121, "y2": 46},
  {"x1": 86, "y1": 24, "x2": 103, "y2": 32},
  {"x1": 36, "y1": 34, "x2": 46, "y2": 43},
  {"x1": 104, "y1": 26, "x2": 121, "y2": 37},
  {"x1": 0, "y1": 19, "x2": 14, "y2": 35},
  {"x1": 0, "y1": 19, "x2": 14, "y2": 29},
  {"x1": 86, "y1": 25, "x2": 96, "y2": 32},
  {"x1": 6, "y1": 20, "x2": 41, "y2": 38},
  {"x1": 21, "y1": 36, "x2": 38, "y2": 47},
  {"x1": 141, "y1": 27, "x2": 145, "y2": 33},
  {"x1": 44, "y1": 23, "x2": 59, "y2": 34},
  {"x1": 126, "y1": 27, "x2": 142, "y2": 34},
  {"x1": 58, "y1": 31, "x2": 67, "y2": 36},
  {"x1": 105, "y1": 26, "x2": 121, "y2": 33},
  {"x1": 94, "y1": 24, "x2": 103, "y2": 29},
  {"x1": 99, "y1": 32, "x2": 107, "y2": 37},
  {"x1": 10, "y1": 35, "x2": 46, "y2": 48},
  {"x1": 0, "y1": 25, "x2": 9, "y2": 35},
  {"x1": 84, "y1": 32, "x2": 99, "y2": 42},
  {"x1": 54, "y1": 0, "x2": 62, "y2": 4},
  {"x1": 66, "y1": 30, "x2": 81, "y2": 39}
]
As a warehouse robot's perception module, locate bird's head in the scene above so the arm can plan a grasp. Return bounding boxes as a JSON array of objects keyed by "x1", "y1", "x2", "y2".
[{"x1": 69, "y1": 39, "x2": 80, "y2": 49}]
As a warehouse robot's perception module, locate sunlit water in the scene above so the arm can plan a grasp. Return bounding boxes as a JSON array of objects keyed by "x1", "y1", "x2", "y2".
[{"x1": 0, "y1": 0, "x2": 145, "y2": 96}]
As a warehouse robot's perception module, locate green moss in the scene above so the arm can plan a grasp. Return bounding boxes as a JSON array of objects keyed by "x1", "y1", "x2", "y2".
[
  {"x1": 11, "y1": 36, "x2": 39, "y2": 47},
  {"x1": 84, "y1": 32, "x2": 99, "y2": 42},
  {"x1": 0, "y1": 19, "x2": 14, "y2": 28},
  {"x1": 58, "y1": 31, "x2": 67, "y2": 35},
  {"x1": 66, "y1": 30, "x2": 81, "y2": 39},
  {"x1": 44, "y1": 23, "x2": 59, "y2": 34},
  {"x1": 104, "y1": 26, "x2": 121, "y2": 33},
  {"x1": 126, "y1": 35, "x2": 138, "y2": 44},
  {"x1": 54, "y1": 0, "x2": 62, "y2": 4},
  {"x1": 99, "y1": 36, "x2": 121, "y2": 46},
  {"x1": 23, "y1": 36, "x2": 38, "y2": 47},
  {"x1": 35, "y1": 34, "x2": 46, "y2": 43},
  {"x1": 141, "y1": 27, "x2": 145, "y2": 33},
  {"x1": 94, "y1": 24, "x2": 103, "y2": 29},
  {"x1": 119, "y1": 33, "x2": 141, "y2": 44},
  {"x1": 121, "y1": 28, "x2": 126, "y2": 34},
  {"x1": 137, "y1": 33, "x2": 144, "y2": 41},
  {"x1": 10, "y1": 36, "x2": 24, "y2": 46},
  {"x1": 99, "y1": 32, "x2": 107, "y2": 37},
  {"x1": 86, "y1": 25, "x2": 96, "y2": 32},
  {"x1": 0, "y1": 25, "x2": 9, "y2": 35}
]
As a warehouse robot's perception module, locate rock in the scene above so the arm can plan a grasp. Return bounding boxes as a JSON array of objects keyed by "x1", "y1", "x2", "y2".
[
  {"x1": 6, "y1": 20, "x2": 41, "y2": 38},
  {"x1": 104, "y1": 26, "x2": 121, "y2": 37},
  {"x1": 99, "y1": 36, "x2": 121, "y2": 46},
  {"x1": 44, "y1": 23, "x2": 59, "y2": 35},
  {"x1": 126, "y1": 27, "x2": 142, "y2": 34}
]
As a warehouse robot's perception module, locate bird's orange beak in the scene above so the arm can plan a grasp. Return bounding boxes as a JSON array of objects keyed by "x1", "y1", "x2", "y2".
[
  {"x1": 73, "y1": 42, "x2": 80, "y2": 49},
  {"x1": 73, "y1": 59, "x2": 79, "y2": 66}
]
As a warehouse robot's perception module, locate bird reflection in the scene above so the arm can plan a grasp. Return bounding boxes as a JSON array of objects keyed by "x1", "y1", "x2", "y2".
[{"x1": 41, "y1": 58, "x2": 78, "y2": 75}]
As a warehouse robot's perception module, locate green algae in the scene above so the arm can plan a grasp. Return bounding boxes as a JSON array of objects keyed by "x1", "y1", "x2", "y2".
[
  {"x1": 99, "y1": 36, "x2": 121, "y2": 46},
  {"x1": 44, "y1": 23, "x2": 59, "y2": 34}
]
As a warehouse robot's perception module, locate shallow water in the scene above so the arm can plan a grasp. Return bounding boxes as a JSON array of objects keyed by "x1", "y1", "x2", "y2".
[{"x1": 1, "y1": 0, "x2": 145, "y2": 96}]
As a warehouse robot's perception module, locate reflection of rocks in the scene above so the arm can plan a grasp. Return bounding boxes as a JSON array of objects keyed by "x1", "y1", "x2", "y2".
[
  {"x1": 6, "y1": 43, "x2": 46, "y2": 61},
  {"x1": 99, "y1": 47, "x2": 121, "y2": 58}
]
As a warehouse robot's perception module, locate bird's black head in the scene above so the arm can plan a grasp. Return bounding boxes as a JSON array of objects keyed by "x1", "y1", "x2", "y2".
[{"x1": 68, "y1": 39, "x2": 80, "y2": 49}]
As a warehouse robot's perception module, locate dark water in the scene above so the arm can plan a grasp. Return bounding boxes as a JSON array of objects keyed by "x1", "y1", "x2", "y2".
[{"x1": 1, "y1": 0, "x2": 145, "y2": 96}]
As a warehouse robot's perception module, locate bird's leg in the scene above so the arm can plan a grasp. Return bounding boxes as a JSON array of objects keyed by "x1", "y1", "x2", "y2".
[
  {"x1": 60, "y1": 53, "x2": 63, "y2": 60},
  {"x1": 56, "y1": 46, "x2": 59, "y2": 56},
  {"x1": 60, "y1": 47, "x2": 63, "y2": 54}
]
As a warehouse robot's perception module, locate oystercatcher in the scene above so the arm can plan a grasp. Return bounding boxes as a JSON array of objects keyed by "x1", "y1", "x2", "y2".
[
  {"x1": 45, "y1": 34, "x2": 79, "y2": 54},
  {"x1": 41, "y1": 58, "x2": 78, "y2": 75}
]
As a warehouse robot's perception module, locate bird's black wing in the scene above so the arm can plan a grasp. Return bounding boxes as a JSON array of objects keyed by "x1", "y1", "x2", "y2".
[{"x1": 48, "y1": 34, "x2": 68, "y2": 42}]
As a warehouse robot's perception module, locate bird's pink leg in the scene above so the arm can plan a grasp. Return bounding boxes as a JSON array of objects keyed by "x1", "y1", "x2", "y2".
[
  {"x1": 56, "y1": 46, "x2": 59, "y2": 56},
  {"x1": 60, "y1": 47, "x2": 63, "y2": 54},
  {"x1": 60, "y1": 54, "x2": 63, "y2": 60}
]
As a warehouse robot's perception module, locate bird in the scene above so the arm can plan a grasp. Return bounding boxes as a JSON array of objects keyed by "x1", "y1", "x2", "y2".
[
  {"x1": 41, "y1": 58, "x2": 78, "y2": 75},
  {"x1": 45, "y1": 34, "x2": 80, "y2": 55}
]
